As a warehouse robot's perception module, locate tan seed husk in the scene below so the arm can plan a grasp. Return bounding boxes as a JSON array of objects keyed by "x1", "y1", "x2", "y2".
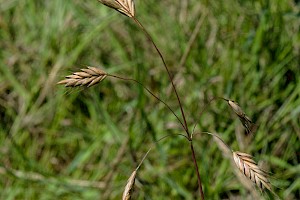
[
  {"x1": 98, "y1": 0, "x2": 135, "y2": 17},
  {"x1": 233, "y1": 151, "x2": 273, "y2": 192},
  {"x1": 228, "y1": 100, "x2": 244, "y2": 116},
  {"x1": 228, "y1": 100, "x2": 256, "y2": 134},
  {"x1": 57, "y1": 66, "x2": 107, "y2": 88},
  {"x1": 121, "y1": 149, "x2": 151, "y2": 200},
  {"x1": 122, "y1": 170, "x2": 137, "y2": 200},
  {"x1": 81, "y1": 68, "x2": 98, "y2": 76}
]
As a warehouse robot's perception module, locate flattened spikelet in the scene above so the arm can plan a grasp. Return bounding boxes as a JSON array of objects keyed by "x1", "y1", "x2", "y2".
[
  {"x1": 57, "y1": 67, "x2": 107, "y2": 88},
  {"x1": 227, "y1": 100, "x2": 256, "y2": 134},
  {"x1": 122, "y1": 170, "x2": 137, "y2": 200},
  {"x1": 98, "y1": 0, "x2": 135, "y2": 17},
  {"x1": 233, "y1": 151, "x2": 273, "y2": 192},
  {"x1": 122, "y1": 149, "x2": 151, "y2": 200}
]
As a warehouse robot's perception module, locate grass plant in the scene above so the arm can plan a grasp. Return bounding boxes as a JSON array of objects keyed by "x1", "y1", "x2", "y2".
[{"x1": 0, "y1": 0, "x2": 299, "y2": 199}]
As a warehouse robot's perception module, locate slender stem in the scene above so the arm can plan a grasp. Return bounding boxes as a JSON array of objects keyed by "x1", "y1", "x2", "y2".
[
  {"x1": 197, "y1": 97, "x2": 218, "y2": 123},
  {"x1": 190, "y1": 142, "x2": 205, "y2": 200},
  {"x1": 108, "y1": 74, "x2": 186, "y2": 132},
  {"x1": 130, "y1": 16, "x2": 206, "y2": 199},
  {"x1": 156, "y1": 133, "x2": 190, "y2": 143},
  {"x1": 131, "y1": 17, "x2": 190, "y2": 137},
  {"x1": 136, "y1": 148, "x2": 152, "y2": 170},
  {"x1": 202, "y1": 132, "x2": 233, "y2": 152},
  {"x1": 111, "y1": 4, "x2": 205, "y2": 197}
]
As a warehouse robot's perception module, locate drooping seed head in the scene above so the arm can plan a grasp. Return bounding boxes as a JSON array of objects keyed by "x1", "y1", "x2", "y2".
[
  {"x1": 122, "y1": 170, "x2": 137, "y2": 200},
  {"x1": 227, "y1": 100, "x2": 256, "y2": 134},
  {"x1": 57, "y1": 66, "x2": 107, "y2": 87},
  {"x1": 228, "y1": 100, "x2": 244, "y2": 116},
  {"x1": 98, "y1": 0, "x2": 135, "y2": 17},
  {"x1": 233, "y1": 151, "x2": 272, "y2": 192},
  {"x1": 121, "y1": 149, "x2": 151, "y2": 199}
]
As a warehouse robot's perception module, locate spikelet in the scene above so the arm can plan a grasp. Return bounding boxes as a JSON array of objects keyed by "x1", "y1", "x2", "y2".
[
  {"x1": 121, "y1": 148, "x2": 151, "y2": 199},
  {"x1": 98, "y1": 0, "x2": 135, "y2": 17},
  {"x1": 232, "y1": 151, "x2": 272, "y2": 192},
  {"x1": 227, "y1": 100, "x2": 256, "y2": 134},
  {"x1": 122, "y1": 170, "x2": 137, "y2": 200},
  {"x1": 57, "y1": 66, "x2": 107, "y2": 87}
]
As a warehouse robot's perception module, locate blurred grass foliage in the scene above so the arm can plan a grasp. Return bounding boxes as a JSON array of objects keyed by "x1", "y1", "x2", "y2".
[{"x1": 0, "y1": 0, "x2": 299, "y2": 199}]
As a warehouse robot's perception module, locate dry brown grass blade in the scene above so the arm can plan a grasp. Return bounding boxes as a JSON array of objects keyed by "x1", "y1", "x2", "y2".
[
  {"x1": 57, "y1": 66, "x2": 107, "y2": 88},
  {"x1": 233, "y1": 151, "x2": 273, "y2": 192},
  {"x1": 227, "y1": 100, "x2": 256, "y2": 134},
  {"x1": 0, "y1": 166, "x2": 105, "y2": 189},
  {"x1": 98, "y1": 0, "x2": 135, "y2": 17}
]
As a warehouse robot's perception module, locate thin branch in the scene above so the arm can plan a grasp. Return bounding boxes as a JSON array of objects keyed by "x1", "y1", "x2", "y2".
[
  {"x1": 155, "y1": 133, "x2": 190, "y2": 143},
  {"x1": 190, "y1": 142, "x2": 205, "y2": 200},
  {"x1": 201, "y1": 132, "x2": 232, "y2": 152},
  {"x1": 198, "y1": 97, "x2": 219, "y2": 118},
  {"x1": 191, "y1": 123, "x2": 198, "y2": 139},
  {"x1": 108, "y1": 74, "x2": 186, "y2": 133},
  {"x1": 131, "y1": 16, "x2": 190, "y2": 136},
  {"x1": 136, "y1": 148, "x2": 152, "y2": 170}
]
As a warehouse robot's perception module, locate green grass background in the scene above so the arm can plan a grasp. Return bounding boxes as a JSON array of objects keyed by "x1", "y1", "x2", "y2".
[{"x1": 0, "y1": 0, "x2": 299, "y2": 199}]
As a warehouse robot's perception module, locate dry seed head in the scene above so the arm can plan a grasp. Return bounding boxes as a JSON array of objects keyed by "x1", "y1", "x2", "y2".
[
  {"x1": 57, "y1": 66, "x2": 107, "y2": 87},
  {"x1": 122, "y1": 170, "x2": 137, "y2": 200},
  {"x1": 238, "y1": 115, "x2": 256, "y2": 135},
  {"x1": 233, "y1": 151, "x2": 272, "y2": 192},
  {"x1": 228, "y1": 100, "x2": 244, "y2": 116},
  {"x1": 228, "y1": 100, "x2": 255, "y2": 134},
  {"x1": 121, "y1": 149, "x2": 151, "y2": 199},
  {"x1": 98, "y1": 0, "x2": 135, "y2": 17}
]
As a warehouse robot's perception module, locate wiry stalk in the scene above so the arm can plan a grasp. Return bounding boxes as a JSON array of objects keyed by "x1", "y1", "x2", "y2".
[
  {"x1": 129, "y1": 15, "x2": 206, "y2": 200},
  {"x1": 131, "y1": 17, "x2": 189, "y2": 136},
  {"x1": 190, "y1": 142, "x2": 205, "y2": 200},
  {"x1": 108, "y1": 74, "x2": 186, "y2": 132}
]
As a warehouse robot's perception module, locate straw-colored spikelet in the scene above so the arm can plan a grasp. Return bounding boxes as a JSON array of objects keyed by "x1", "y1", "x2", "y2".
[
  {"x1": 233, "y1": 151, "x2": 272, "y2": 192},
  {"x1": 57, "y1": 66, "x2": 107, "y2": 87},
  {"x1": 121, "y1": 149, "x2": 151, "y2": 199},
  {"x1": 98, "y1": 0, "x2": 135, "y2": 17},
  {"x1": 228, "y1": 100, "x2": 256, "y2": 134},
  {"x1": 122, "y1": 170, "x2": 137, "y2": 200}
]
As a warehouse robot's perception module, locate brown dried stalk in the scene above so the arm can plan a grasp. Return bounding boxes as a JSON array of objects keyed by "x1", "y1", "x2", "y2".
[
  {"x1": 57, "y1": 66, "x2": 107, "y2": 87},
  {"x1": 232, "y1": 151, "x2": 272, "y2": 192},
  {"x1": 98, "y1": 0, "x2": 135, "y2": 17},
  {"x1": 227, "y1": 100, "x2": 256, "y2": 134}
]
